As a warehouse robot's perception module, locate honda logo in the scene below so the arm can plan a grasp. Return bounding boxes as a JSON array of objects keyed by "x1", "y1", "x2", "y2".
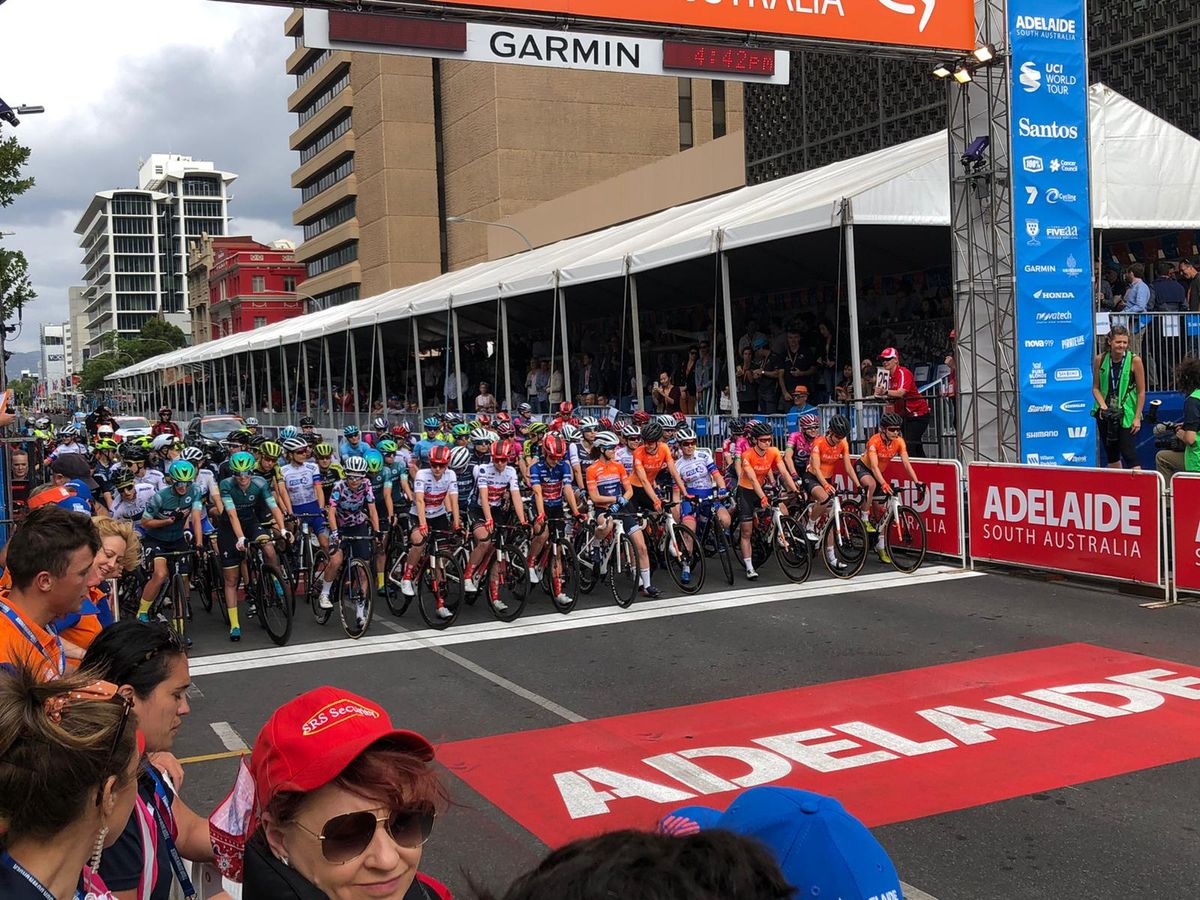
[{"x1": 1067, "y1": 426, "x2": 1088, "y2": 439}]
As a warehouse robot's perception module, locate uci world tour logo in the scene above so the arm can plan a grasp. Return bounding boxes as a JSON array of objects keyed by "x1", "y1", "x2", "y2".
[
  {"x1": 1019, "y1": 61, "x2": 1042, "y2": 92},
  {"x1": 877, "y1": 0, "x2": 935, "y2": 32}
]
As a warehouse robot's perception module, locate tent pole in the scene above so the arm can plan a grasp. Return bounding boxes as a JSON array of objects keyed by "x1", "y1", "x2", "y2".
[
  {"x1": 501, "y1": 299, "x2": 513, "y2": 412},
  {"x1": 221, "y1": 357, "x2": 230, "y2": 414},
  {"x1": 249, "y1": 352, "x2": 258, "y2": 419},
  {"x1": 719, "y1": 249, "x2": 739, "y2": 419},
  {"x1": 843, "y1": 198, "x2": 866, "y2": 440},
  {"x1": 281, "y1": 343, "x2": 291, "y2": 418},
  {"x1": 265, "y1": 349, "x2": 275, "y2": 420},
  {"x1": 557, "y1": 285, "x2": 571, "y2": 411},
  {"x1": 376, "y1": 324, "x2": 388, "y2": 417},
  {"x1": 630, "y1": 274, "x2": 645, "y2": 414},
  {"x1": 350, "y1": 330, "x2": 361, "y2": 421},
  {"x1": 323, "y1": 337, "x2": 335, "y2": 423},
  {"x1": 452, "y1": 305, "x2": 464, "y2": 414},
  {"x1": 412, "y1": 318, "x2": 425, "y2": 415},
  {"x1": 234, "y1": 355, "x2": 243, "y2": 418},
  {"x1": 301, "y1": 342, "x2": 311, "y2": 418}
]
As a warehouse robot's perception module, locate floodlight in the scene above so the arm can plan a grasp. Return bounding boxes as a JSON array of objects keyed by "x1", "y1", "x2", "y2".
[
  {"x1": 960, "y1": 136, "x2": 990, "y2": 168},
  {"x1": 932, "y1": 63, "x2": 952, "y2": 78},
  {"x1": 973, "y1": 44, "x2": 996, "y2": 63},
  {"x1": 953, "y1": 66, "x2": 973, "y2": 84}
]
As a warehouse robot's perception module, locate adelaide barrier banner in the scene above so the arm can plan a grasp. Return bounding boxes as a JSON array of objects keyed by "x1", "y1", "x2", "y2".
[
  {"x1": 884, "y1": 458, "x2": 964, "y2": 562},
  {"x1": 967, "y1": 463, "x2": 1164, "y2": 587},
  {"x1": 1009, "y1": 0, "x2": 1095, "y2": 466},
  {"x1": 1170, "y1": 475, "x2": 1200, "y2": 601}
]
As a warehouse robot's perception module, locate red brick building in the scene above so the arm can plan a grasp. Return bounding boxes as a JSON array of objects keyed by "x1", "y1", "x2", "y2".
[{"x1": 205, "y1": 238, "x2": 307, "y2": 339}]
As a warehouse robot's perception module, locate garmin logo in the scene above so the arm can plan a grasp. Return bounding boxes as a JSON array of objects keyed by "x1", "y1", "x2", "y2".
[
  {"x1": 1025, "y1": 264, "x2": 1056, "y2": 273},
  {"x1": 1033, "y1": 289, "x2": 1075, "y2": 300},
  {"x1": 1037, "y1": 311, "x2": 1072, "y2": 323},
  {"x1": 1018, "y1": 118, "x2": 1079, "y2": 139}
]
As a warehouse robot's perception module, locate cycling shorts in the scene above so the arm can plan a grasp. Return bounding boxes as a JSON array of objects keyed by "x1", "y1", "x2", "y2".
[
  {"x1": 415, "y1": 514, "x2": 452, "y2": 536},
  {"x1": 736, "y1": 487, "x2": 763, "y2": 521},
  {"x1": 854, "y1": 461, "x2": 877, "y2": 483},
  {"x1": 338, "y1": 522, "x2": 372, "y2": 561},
  {"x1": 144, "y1": 537, "x2": 192, "y2": 573},
  {"x1": 630, "y1": 485, "x2": 660, "y2": 512},
  {"x1": 471, "y1": 505, "x2": 511, "y2": 530},
  {"x1": 679, "y1": 488, "x2": 714, "y2": 519},
  {"x1": 200, "y1": 518, "x2": 216, "y2": 538},
  {"x1": 294, "y1": 502, "x2": 329, "y2": 536},
  {"x1": 597, "y1": 502, "x2": 641, "y2": 537},
  {"x1": 217, "y1": 516, "x2": 266, "y2": 569},
  {"x1": 799, "y1": 472, "x2": 824, "y2": 497}
]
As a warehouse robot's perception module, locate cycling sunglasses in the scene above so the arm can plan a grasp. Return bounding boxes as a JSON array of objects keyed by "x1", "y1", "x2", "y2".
[{"x1": 293, "y1": 807, "x2": 434, "y2": 864}]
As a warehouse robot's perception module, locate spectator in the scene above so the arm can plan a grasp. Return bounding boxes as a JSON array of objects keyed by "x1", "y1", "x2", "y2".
[
  {"x1": 535, "y1": 360, "x2": 551, "y2": 413},
  {"x1": 0, "y1": 505, "x2": 99, "y2": 676},
  {"x1": 876, "y1": 347, "x2": 930, "y2": 457},
  {"x1": 549, "y1": 362, "x2": 565, "y2": 407},
  {"x1": 84, "y1": 403, "x2": 114, "y2": 438},
  {"x1": 815, "y1": 320, "x2": 838, "y2": 402},
  {"x1": 694, "y1": 341, "x2": 715, "y2": 414},
  {"x1": 860, "y1": 361, "x2": 878, "y2": 405},
  {"x1": 677, "y1": 346, "x2": 699, "y2": 415},
  {"x1": 835, "y1": 363, "x2": 856, "y2": 402},
  {"x1": 753, "y1": 339, "x2": 783, "y2": 416},
  {"x1": 1091, "y1": 324, "x2": 1145, "y2": 470},
  {"x1": 10, "y1": 449, "x2": 30, "y2": 520},
  {"x1": 50, "y1": 454, "x2": 101, "y2": 515},
  {"x1": 150, "y1": 407, "x2": 181, "y2": 440},
  {"x1": 735, "y1": 347, "x2": 757, "y2": 413},
  {"x1": 1160, "y1": 355, "x2": 1200, "y2": 478},
  {"x1": 237, "y1": 686, "x2": 452, "y2": 899},
  {"x1": 0, "y1": 659, "x2": 142, "y2": 900},
  {"x1": 475, "y1": 382, "x2": 498, "y2": 414},
  {"x1": 1181, "y1": 258, "x2": 1200, "y2": 312},
  {"x1": 779, "y1": 329, "x2": 816, "y2": 410},
  {"x1": 1096, "y1": 261, "x2": 1116, "y2": 311},
  {"x1": 1151, "y1": 261, "x2": 1186, "y2": 311},
  {"x1": 577, "y1": 353, "x2": 600, "y2": 405},
  {"x1": 444, "y1": 370, "x2": 461, "y2": 412},
  {"x1": 788, "y1": 386, "x2": 818, "y2": 417},
  {"x1": 1123, "y1": 263, "x2": 1151, "y2": 356},
  {"x1": 651, "y1": 371, "x2": 682, "y2": 414}
]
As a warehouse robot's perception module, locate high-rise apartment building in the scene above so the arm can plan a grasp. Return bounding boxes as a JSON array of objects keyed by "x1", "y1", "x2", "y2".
[
  {"x1": 284, "y1": 8, "x2": 742, "y2": 309},
  {"x1": 74, "y1": 155, "x2": 235, "y2": 353},
  {"x1": 68, "y1": 286, "x2": 88, "y2": 372}
]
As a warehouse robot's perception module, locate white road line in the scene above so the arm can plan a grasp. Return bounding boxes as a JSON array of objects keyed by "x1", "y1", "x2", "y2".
[
  {"x1": 189, "y1": 567, "x2": 982, "y2": 678},
  {"x1": 901, "y1": 882, "x2": 940, "y2": 900},
  {"x1": 209, "y1": 721, "x2": 249, "y2": 752}
]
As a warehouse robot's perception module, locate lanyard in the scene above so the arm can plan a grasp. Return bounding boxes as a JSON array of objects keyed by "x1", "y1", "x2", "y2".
[
  {"x1": 0, "y1": 598, "x2": 64, "y2": 679},
  {"x1": 0, "y1": 852, "x2": 84, "y2": 900},
  {"x1": 143, "y1": 769, "x2": 197, "y2": 900}
]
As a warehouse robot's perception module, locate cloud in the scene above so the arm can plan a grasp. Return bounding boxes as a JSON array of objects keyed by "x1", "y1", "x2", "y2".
[{"x1": 1, "y1": 1, "x2": 299, "y2": 351}]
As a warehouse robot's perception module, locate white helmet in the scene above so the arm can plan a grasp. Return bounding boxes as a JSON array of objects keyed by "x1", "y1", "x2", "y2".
[{"x1": 151, "y1": 434, "x2": 174, "y2": 451}]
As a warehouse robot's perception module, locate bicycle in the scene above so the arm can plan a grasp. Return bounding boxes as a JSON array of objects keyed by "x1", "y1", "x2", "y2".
[
  {"x1": 142, "y1": 548, "x2": 194, "y2": 646},
  {"x1": 644, "y1": 501, "x2": 705, "y2": 594},
  {"x1": 192, "y1": 534, "x2": 225, "y2": 621},
  {"x1": 481, "y1": 522, "x2": 529, "y2": 622},
  {"x1": 528, "y1": 514, "x2": 578, "y2": 613},
  {"x1": 805, "y1": 488, "x2": 868, "y2": 579},
  {"x1": 286, "y1": 514, "x2": 332, "y2": 625},
  {"x1": 742, "y1": 490, "x2": 811, "y2": 584},
  {"x1": 327, "y1": 531, "x2": 375, "y2": 638},
  {"x1": 870, "y1": 481, "x2": 928, "y2": 573},
  {"x1": 382, "y1": 513, "x2": 413, "y2": 617},
  {"x1": 243, "y1": 534, "x2": 294, "y2": 646},
  {"x1": 412, "y1": 528, "x2": 467, "y2": 630},
  {"x1": 693, "y1": 495, "x2": 736, "y2": 586},
  {"x1": 573, "y1": 506, "x2": 640, "y2": 608}
]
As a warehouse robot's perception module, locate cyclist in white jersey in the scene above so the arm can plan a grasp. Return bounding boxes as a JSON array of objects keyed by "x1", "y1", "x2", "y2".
[
  {"x1": 673, "y1": 427, "x2": 730, "y2": 584},
  {"x1": 179, "y1": 447, "x2": 223, "y2": 539},
  {"x1": 109, "y1": 468, "x2": 157, "y2": 534},
  {"x1": 616, "y1": 426, "x2": 639, "y2": 476},
  {"x1": 279, "y1": 438, "x2": 330, "y2": 553},
  {"x1": 398, "y1": 444, "x2": 460, "y2": 602}
]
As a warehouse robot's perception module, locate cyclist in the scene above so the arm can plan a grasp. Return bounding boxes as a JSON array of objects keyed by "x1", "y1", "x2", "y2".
[
  {"x1": 364, "y1": 449, "x2": 394, "y2": 590},
  {"x1": 561, "y1": 423, "x2": 585, "y2": 488},
  {"x1": 217, "y1": 450, "x2": 288, "y2": 641},
  {"x1": 136, "y1": 459, "x2": 204, "y2": 634},
  {"x1": 463, "y1": 440, "x2": 526, "y2": 611},
  {"x1": 377, "y1": 438, "x2": 411, "y2": 505},
  {"x1": 736, "y1": 421, "x2": 799, "y2": 581},
  {"x1": 108, "y1": 466, "x2": 155, "y2": 529},
  {"x1": 181, "y1": 445, "x2": 223, "y2": 545},
  {"x1": 279, "y1": 425, "x2": 300, "y2": 442},
  {"x1": 469, "y1": 427, "x2": 494, "y2": 470},
  {"x1": 787, "y1": 413, "x2": 827, "y2": 541},
  {"x1": 631, "y1": 421, "x2": 688, "y2": 515},
  {"x1": 398, "y1": 445, "x2": 461, "y2": 612},
  {"x1": 151, "y1": 406, "x2": 181, "y2": 439},
  {"x1": 48, "y1": 424, "x2": 85, "y2": 459},
  {"x1": 450, "y1": 445, "x2": 478, "y2": 511},
  {"x1": 514, "y1": 402, "x2": 534, "y2": 431},
  {"x1": 586, "y1": 430, "x2": 658, "y2": 598},
  {"x1": 318, "y1": 455, "x2": 381, "y2": 617},
  {"x1": 253, "y1": 439, "x2": 285, "y2": 509},
  {"x1": 299, "y1": 415, "x2": 321, "y2": 446},
  {"x1": 390, "y1": 422, "x2": 413, "y2": 470},
  {"x1": 244, "y1": 416, "x2": 260, "y2": 435},
  {"x1": 617, "y1": 425, "x2": 640, "y2": 476},
  {"x1": 859, "y1": 412, "x2": 923, "y2": 563},
  {"x1": 369, "y1": 416, "x2": 390, "y2": 447},
  {"x1": 90, "y1": 436, "x2": 120, "y2": 509},
  {"x1": 340, "y1": 425, "x2": 367, "y2": 461},
  {"x1": 119, "y1": 443, "x2": 165, "y2": 492},
  {"x1": 529, "y1": 433, "x2": 581, "y2": 607},
  {"x1": 280, "y1": 437, "x2": 329, "y2": 556},
  {"x1": 411, "y1": 417, "x2": 448, "y2": 474},
  {"x1": 809, "y1": 414, "x2": 861, "y2": 566},
  {"x1": 675, "y1": 426, "x2": 730, "y2": 584}
]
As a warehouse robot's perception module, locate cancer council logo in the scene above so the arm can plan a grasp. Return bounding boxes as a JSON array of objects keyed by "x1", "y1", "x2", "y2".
[{"x1": 1019, "y1": 61, "x2": 1042, "y2": 92}]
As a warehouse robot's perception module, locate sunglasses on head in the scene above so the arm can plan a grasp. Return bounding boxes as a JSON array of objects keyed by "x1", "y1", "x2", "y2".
[{"x1": 293, "y1": 807, "x2": 435, "y2": 864}]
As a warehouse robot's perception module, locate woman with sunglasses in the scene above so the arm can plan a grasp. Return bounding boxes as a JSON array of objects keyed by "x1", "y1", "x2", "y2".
[
  {"x1": 0, "y1": 658, "x2": 143, "y2": 899},
  {"x1": 858, "y1": 413, "x2": 924, "y2": 563},
  {"x1": 82, "y1": 619, "x2": 218, "y2": 900},
  {"x1": 245, "y1": 686, "x2": 452, "y2": 899}
]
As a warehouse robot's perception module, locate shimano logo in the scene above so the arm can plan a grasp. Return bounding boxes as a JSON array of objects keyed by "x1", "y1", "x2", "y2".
[
  {"x1": 1033, "y1": 289, "x2": 1075, "y2": 300},
  {"x1": 1026, "y1": 404, "x2": 1053, "y2": 413},
  {"x1": 1045, "y1": 188, "x2": 1078, "y2": 204},
  {"x1": 1024, "y1": 339, "x2": 1054, "y2": 348},
  {"x1": 1019, "y1": 61, "x2": 1042, "y2": 92},
  {"x1": 1045, "y1": 225, "x2": 1079, "y2": 238},
  {"x1": 1025, "y1": 264, "x2": 1056, "y2": 273},
  {"x1": 1023, "y1": 155, "x2": 1044, "y2": 173},
  {"x1": 1061, "y1": 335, "x2": 1085, "y2": 349},
  {"x1": 1036, "y1": 311, "x2": 1072, "y2": 323},
  {"x1": 1025, "y1": 430, "x2": 1060, "y2": 439},
  {"x1": 1067, "y1": 426, "x2": 1089, "y2": 439},
  {"x1": 1018, "y1": 118, "x2": 1080, "y2": 140},
  {"x1": 1055, "y1": 367, "x2": 1083, "y2": 382},
  {"x1": 1060, "y1": 399, "x2": 1087, "y2": 413}
]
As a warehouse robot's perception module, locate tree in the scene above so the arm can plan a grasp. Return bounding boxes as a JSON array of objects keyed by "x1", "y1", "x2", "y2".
[
  {"x1": 0, "y1": 137, "x2": 34, "y2": 208},
  {"x1": 0, "y1": 248, "x2": 35, "y2": 321},
  {"x1": 79, "y1": 356, "x2": 122, "y2": 394},
  {"x1": 8, "y1": 374, "x2": 35, "y2": 406}
]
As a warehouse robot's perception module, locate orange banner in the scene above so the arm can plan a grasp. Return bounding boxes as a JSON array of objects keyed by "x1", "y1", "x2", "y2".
[{"x1": 430, "y1": 0, "x2": 974, "y2": 51}]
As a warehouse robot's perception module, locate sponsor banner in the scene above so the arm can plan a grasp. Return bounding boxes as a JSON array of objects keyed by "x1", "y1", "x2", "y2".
[
  {"x1": 438, "y1": 644, "x2": 1200, "y2": 844},
  {"x1": 967, "y1": 463, "x2": 1162, "y2": 585},
  {"x1": 883, "y1": 458, "x2": 963, "y2": 560},
  {"x1": 1010, "y1": 0, "x2": 1094, "y2": 465},
  {"x1": 1171, "y1": 475, "x2": 1200, "y2": 598}
]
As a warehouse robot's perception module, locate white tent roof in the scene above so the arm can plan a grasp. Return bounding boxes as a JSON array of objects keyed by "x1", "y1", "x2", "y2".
[{"x1": 110, "y1": 84, "x2": 1200, "y2": 380}]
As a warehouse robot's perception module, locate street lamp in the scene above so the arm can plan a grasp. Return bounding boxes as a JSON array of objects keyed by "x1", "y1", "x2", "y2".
[
  {"x1": 0, "y1": 99, "x2": 45, "y2": 128},
  {"x1": 445, "y1": 215, "x2": 534, "y2": 252}
]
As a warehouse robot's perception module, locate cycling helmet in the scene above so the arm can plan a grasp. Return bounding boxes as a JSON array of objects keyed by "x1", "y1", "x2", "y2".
[
  {"x1": 451, "y1": 423, "x2": 472, "y2": 439},
  {"x1": 314, "y1": 442, "x2": 336, "y2": 458},
  {"x1": 229, "y1": 451, "x2": 257, "y2": 474},
  {"x1": 748, "y1": 421, "x2": 773, "y2": 440},
  {"x1": 167, "y1": 460, "x2": 196, "y2": 483},
  {"x1": 300, "y1": 416, "x2": 315, "y2": 427},
  {"x1": 260, "y1": 440, "x2": 282, "y2": 459},
  {"x1": 578, "y1": 417, "x2": 600, "y2": 432},
  {"x1": 450, "y1": 445, "x2": 473, "y2": 472},
  {"x1": 279, "y1": 425, "x2": 299, "y2": 440},
  {"x1": 527, "y1": 421, "x2": 548, "y2": 438},
  {"x1": 373, "y1": 417, "x2": 388, "y2": 431},
  {"x1": 158, "y1": 407, "x2": 172, "y2": 417},
  {"x1": 673, "y1": 411, "x2": 687, "y2": 423},
  {"x1": 799, "y1": 413, "x2": 820, "y2": 429},
  {"x1": 641, "y1": 422, "x2": 664, "y2": 443},
  {"x1": 59, "y1": 424, "x2": 79, "y2": 438},
  {"x1": 391, "y1": 423, "x2": 409, "y2": 437},
  {"x1": 344, "y1": 455, "x2": 369, "y2": 475},
  {"x1": 559, "y1": 401, "x2": 573, "y2": 415},
  {"x1": 248, "y1": 434, "x2": 268, "y2": 449},
  {"x1": 593, "y1": 431, "x2": 619, "y2": 450},
  {"x1": 489, "y1": 440, "x2": 509, "y2": 463},
  {"x1": 632, "y1": 410, "x2": 651, "y2": 426},
  {"x1": 377, "y1": 439, "x2": 399, "y2": 454},
  {"x1": 119, "y1": 444, "x2": 149, "y2": 463},
  {"x1": 517, "y1": 403, "x2": 532, "y2": 416},
  {"x1": 676, "y1": 426, "x2": 697, "y2": 442},
  {"x1": 180, "y1": 446, "x2": 204, "y2": 463},
  {"x1": 495, "y1": 421, "x2": 514, "y2": 438},
  {"x1": 111, "y1": 468, "x2": 136, "y2": 490},
  {"x1": 598, "y1": 417, "x2": 614, "y2": 431},
  {"x1": 245, "y1": 417, "x2": 259, "y2": 427},
  {"x1": 423, "y1": 416, "x2": 441, "y2": 430},
  {"x1": 828, "y1": 415, "x2": 851, "y2": 438},
  {"x1": 542, "y1": 434, "x2": 567, "y2": 460},
  {"x1": 151, "y1": 434, "x2": 174, "y2": 452},
  {"x1": 93, "y1": 438, "x2": 118, "y2": 453},
  {"x1": 475, "y1": 414, "x2": 491, "y2": 426},
  {"x1": 621, "y1": 425, "x2": 641, "y2": 440},
  {"x1": 428, "y1": 444, "x2": 452, "y2": 467},
  {"x1": 343, "y1": 425, "x2": 360, "y2": 437},
  {"x1": 656, "y1": 414, "x2": 676, "y2": 429},
  {"x1": 283, "y1": 437, "x2": 308, "y2": 453},
  {"x1": 364, "y1": 450, "x2": 383, "y2": 473},
  {"x1": 35, "y1": 416, "x2": 50, "y2": 428},
  {"x1": 227, "y1": 429, "x2": 253, "y2": 445},
  {"x1": 560, "y1": 424, "x2": 582, "y2": 443},
  {"x1": 470, "y1": 428, "x2": 492, "y2": 444},
  {"x1": 880, "y1": 412, "x2": 904, "y2": 429},
  {"x1": 96, "y1": 424, "x2": 115, "y2": 436},
  {"x1": 133, "y1": 436, "x2": 154, "y2": 449}
]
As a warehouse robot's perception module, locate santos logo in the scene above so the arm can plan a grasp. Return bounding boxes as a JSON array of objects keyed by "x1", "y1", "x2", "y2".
[
  {"x1": 1026, "y1": 404, "x2": 1052, "y2": 413},
  {"x1": 1060, "y1": 399, "x2": 1087, "y2": 413},
  {"x1": 1061, "y1": 335, "x2": 1086, "y2": 349},
  {"x1": 1034, "y1": 289, "x2": 1075, "y2": 300},
  {"x1": 1024, "y1": 339, "x2": 1054, "y2": 348},
  {"x1": 1037, "y1": 311, "x2": 1072, "y2": 323},
  {"x1": 1056, "y1": 368, "x2": 1084, "y2": 382},
  {"x1": 1019, "y1": 61, "x2": 1042, "y2": 92},
  {"x1": 1018, "y1": 118, "x2": 1079, "y2": 140},
  {"x1": 1067, "y1": 426, "x2": 1089, "y2": 439}
]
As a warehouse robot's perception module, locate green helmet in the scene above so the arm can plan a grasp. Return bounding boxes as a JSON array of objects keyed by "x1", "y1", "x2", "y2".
[
  {"x1": 229, "y1": 451, "x2": 256, "y2": 473},
  {"x1": 377, "y1": 439, "x2": 399, "y2": 454},
  {"x1": 314, "y1": 442, "x2": 335, "y2": 458},
  {"x1": 167, "y1": 460, "x2": 197, "y2": 484},
  {"x1": 364, "y1": 449, "x2": 384, "y2": 473},
  {"x1": 260, "y1": 440, "x2": 282, "y2": 460},
  {"x1": 451, "y1": 423, "x2": 472, "y2": 438}
]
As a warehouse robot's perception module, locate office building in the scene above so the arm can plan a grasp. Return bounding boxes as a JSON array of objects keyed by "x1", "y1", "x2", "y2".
[
  {"x1": 284, "y1": 8, "x2": 742, "y2": 308},
  {"x1": 39, "y1": 323, "x2": 68, "y2": 396},
  {"x1": 68, "y1": 286, "x2": 88, "y2": 372},
  {"x1": 74, "y1": 155, "x2": 236, "y2": 353}
]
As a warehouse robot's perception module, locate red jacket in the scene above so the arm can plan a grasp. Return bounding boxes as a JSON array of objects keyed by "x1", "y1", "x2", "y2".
[{"x1": 150, "y1": 420, "x2": 181, "y2": 439}]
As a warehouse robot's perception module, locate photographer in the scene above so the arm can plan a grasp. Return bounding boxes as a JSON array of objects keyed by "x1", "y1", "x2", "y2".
[
  {"x1": 1091, "y1": 324, "x2": 1146, "y2": 469},
  {"x1": 1156, "y1": 356, "x2": 1200, "y2": 479}
]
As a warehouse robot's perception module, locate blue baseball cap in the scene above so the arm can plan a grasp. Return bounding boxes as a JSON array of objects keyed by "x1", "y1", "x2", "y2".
[{"x1": 657, "y1": 787, "x2": 902, "y2": 900}]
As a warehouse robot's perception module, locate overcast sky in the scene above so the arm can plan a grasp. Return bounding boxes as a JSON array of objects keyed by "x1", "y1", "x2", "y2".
[{"x1": 0, "y1": 0, "x2": 299, "y2": 351}]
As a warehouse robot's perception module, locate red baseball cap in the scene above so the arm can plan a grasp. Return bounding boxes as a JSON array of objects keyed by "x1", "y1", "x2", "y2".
[
  {"x1": 879, "y1": 347, "x2": 899, "y2": 360},
  {"x1": 250, "y1": 686, "x2": 435, "y2": 812}
]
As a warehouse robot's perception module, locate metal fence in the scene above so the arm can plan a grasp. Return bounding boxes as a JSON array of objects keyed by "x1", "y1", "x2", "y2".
[{"x1": 1107, "y1": 311, "x2": 1200, "y2": 393}]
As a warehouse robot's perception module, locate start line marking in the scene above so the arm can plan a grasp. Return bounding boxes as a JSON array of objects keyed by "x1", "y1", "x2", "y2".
[{"x1": 187, "y1": 566, "x2": 982, "y2": 679}]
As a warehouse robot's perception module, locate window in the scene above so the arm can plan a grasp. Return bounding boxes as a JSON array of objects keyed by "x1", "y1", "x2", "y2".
[
  {"x1": 306, "y1": 241, "x2": 357, "y2": 278},
  {"x1": 678, "y1": 78, "x2": 694, "y2": 151},
  {"x1": 113, "y1": 236, "x2": 153, "y2": 254},
  {"x1": 296, "y1": 49, "x2": 332, "y2": 87},
  {"x1": 116, "y1": 274, "x2": 155, "y2": 292},
  {"x1": 302, "y1": 198, "x2": 356, "y2": 240},
  {"x1": 299, "y1": 113, "x2": 352, "y2": 164},
  {"x1": 111, "y1": 196, "x2": 151, "y2": 215},
  {"x1": 301, "y1": 156, "x2": 354, "y2": 203},
  {"x1": 297, "y1": 67, "x2": 350, "y2": 126},
  {"x1": 310, "y1": 284, "x2": 359, "y2": 311},
  {"x1": 252, "y1": 276, "x2": 266, "y2": 293},
  {"x1": 182, "y1": 177, "x2": 221, "y2": 197},
  {"x1": 283, "y1": 276, "x2": 297, "y2": 292},
  {"x1": 254, "y1": 316, "x2": 268, "y2": 328},
  {"x1": 184, "y1": 200, "x2": 222, "y2": 218},
  {"x1": 113, "y1": 217, "x2": 152, "y2": 235},
  {"x1": 713, "y1": 80, "x2": 726, "y2": 139}
]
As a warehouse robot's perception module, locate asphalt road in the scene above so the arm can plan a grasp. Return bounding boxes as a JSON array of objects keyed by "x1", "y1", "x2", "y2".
[{"x1": 168, "y1": 557, "x2": 1200, "y2": 900}]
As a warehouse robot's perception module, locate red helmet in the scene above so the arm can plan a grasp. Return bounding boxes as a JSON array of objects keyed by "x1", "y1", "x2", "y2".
[
  {"x1": 490, "y1": 440, "x2": 509, "y2": 462},
  {"x1": 559, "y1": 401, "x2": 573, "y2": 415},
  {"x1": 543, "y1": 434, "x2": 566, "y2": 460},
  {"x1": 428, "y1": 444, "x2": 451, "y2": 466},
  {"x1": 495, "y1": 411, "x2": 511, "y2": 422},
  {"x1": 632, "y1": 410, "x2": 651, "y2": 426},
  {"x1": 495, "y1": 420, "x2": 514, "y2": 437},
  {"x1": 598, "y1": 417, "x2": 614, "y2": 431},
  {"x1": 548, "y1": 420, "x2": 563, "y2": 433},
  {"x1": 391, "y1": 423, "x2": 409, "y2": 437},
  {"x1": 672, "y1": 410, "x2": 687, "y2": 422},
  {"x1": 476, "y1": 413, "x2": 491, "y2": 425}
]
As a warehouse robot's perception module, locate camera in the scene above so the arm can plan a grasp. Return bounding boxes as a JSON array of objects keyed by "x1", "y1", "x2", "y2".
[{"x1": 1154, "y1": 421, "x2": 1184, "y2": 452}]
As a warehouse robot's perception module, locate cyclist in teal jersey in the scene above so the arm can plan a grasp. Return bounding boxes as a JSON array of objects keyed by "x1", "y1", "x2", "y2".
[
  {"x1": 364, "y1": 449, "x2": 393, "y2": 591},
  {"x1": 136, "y1": 460, "x2": 204, "y2": 629}
]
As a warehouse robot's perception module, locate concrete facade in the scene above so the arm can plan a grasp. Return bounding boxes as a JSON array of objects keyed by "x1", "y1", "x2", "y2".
[{"x1": 68, "y1": 286, "x2": 88, "y2": 373}]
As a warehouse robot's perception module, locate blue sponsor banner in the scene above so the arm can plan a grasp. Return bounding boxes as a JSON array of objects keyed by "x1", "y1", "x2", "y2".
[{"x1": 1010, "y1": 0, "x2": 1093, "y2": 466}]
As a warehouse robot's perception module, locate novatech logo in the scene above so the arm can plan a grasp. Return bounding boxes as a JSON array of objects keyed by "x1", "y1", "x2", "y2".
[
  {"x1": 1027, "y1": 404, "x2": 1053, "y2": 413},
  {"x1": 1023, "y1": 155, "x2": 1044, "y2": 173},
  {"x1": 1025, "y1": 430, "x2": 1060, "y2": 439},
  {"x1": 1033, "y1": 289, "x2": 1075, "y2": 300},
  {"x1": 1045, "y1": 188, "x2": 1077, "y2": 204},
  {"x1": 1060, "y1": 399, "x2": 1087, "y2": 413},
  {"x1": 1067, "y1": 426, "x2": 1089, "y2": 439},
  {"x1": 1024, "y1": 339, "x2": 1054, "y2": 348},
  {"x1": 1018, "y1": 118, "x2": 1080, "y2": 140},
  {"x1": 1036, "y1": 311, "x2": 1072, "y2": 323},
  {"x1": 1045, "y1": 225, "x2": 1079, "y2": 239},
  {"x1": 1019, "y1": 61, "x2": 1042, "y2": 92},
  {"x1": 1064, "y1": 254, "x2": 1084, "y2": 277},
  {"x1": 1055, "y1": 367, "x2": 1084, "y2": 382},
  {"x1": 1061, "y1": 335, "x2": 1085, "y2": 349}
]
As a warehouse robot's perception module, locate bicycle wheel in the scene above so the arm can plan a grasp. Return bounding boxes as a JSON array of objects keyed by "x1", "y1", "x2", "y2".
[
  {"x1": 486, "y1": 551, "x2": 528, "y2": 622},
  {"x1": 417, "y1": 551, "x2": 464, "y2": 629},
  {"x1": 574, "y1": 528, "x2": 600, "y2": 594},
  {"x1": 822, "y1": 511, "x2": 868, "y2": 579},
  {"x1": 308, "y1": 550, "x2": 332, "y2": 625},
  {"x1": 259, "y1": 567, "x2": 294, "y2": 646},
  {"x1": 340, "y1": 558, "x2": 374, "y2": 639},
  {"x1": 885, "y1": 506, "x2": 927, "y2": 573},
  {"x1": 665, "y1": 523, "x2": 705, "y2": 594},
  {"x1": 383, "y1": 532, "x2": 412, "y2": 616},
  {"x1": 196, "y1": 553, "x2": 213, "y2": 613},
  {"x1": 610, "y1": 535, "x2": 639, "y2": 608},
  {"x1": 776, "y1": 516, "x2": 813, "y2": 584},
  {"x1": 548, "y1": 539, "x2": 578, "y2": 613},
  {"x1": 168, "y1": 575, "x2": 189, "y2": 644}
]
